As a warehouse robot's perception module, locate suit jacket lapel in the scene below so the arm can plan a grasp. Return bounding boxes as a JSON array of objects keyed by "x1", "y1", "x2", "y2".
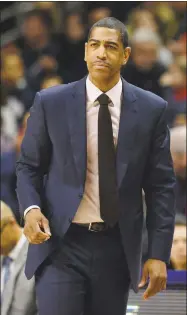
[
  {"x1": 116, "y1": 78, "x2": 138, "y2": 188},
  {"x1": 2, "y1": 242, "x2": 28, "y2": 315},
  {"x1": 66, "y1": 77, "x2": 87, "y2": 188},
  {"x1": 66, "y1": 76, "x2": 138, "y2": 190}
]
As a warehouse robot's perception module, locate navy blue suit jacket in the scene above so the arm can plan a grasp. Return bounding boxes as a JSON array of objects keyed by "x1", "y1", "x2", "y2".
[{"x1": 16, "y1": 77, "x2": 176, "y2": 292}]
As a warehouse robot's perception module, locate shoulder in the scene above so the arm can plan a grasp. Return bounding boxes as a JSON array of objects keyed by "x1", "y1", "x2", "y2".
[
  {"x1": 129, "y1": 82, "x2": 167, "y2": 114},
  {"x1": 38, "y1": 80, "x2": 77, "y2": 103}
]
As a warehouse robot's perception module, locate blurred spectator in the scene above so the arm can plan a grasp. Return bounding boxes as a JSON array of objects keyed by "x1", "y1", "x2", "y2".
[
  {"x1": 1, "y1": 201, "x2": 37, "y2": 315},
  {"x1": 1, "y1": 113, "x2": 30, "y2": 223},
  {"x1": 168, "y1": 24, "x2": 186, "y2": 58},
  {"x1": 126, "y1": 7, "x2": 173, "y2": 67},
  {"x1": 0, "y1": 85, "x2": 24, "y2": 146},
  {"x1": 88, "y1": 7, "x2": 111, "y2": 27},
  {"x1": 127, "y1": 8, "x2": 159, "y2": 34},
  {"x1": 40, "y1": 73, "x2": 63, "y2": 90},
  {"x1": 169, "y1": 214, "x2": 186, "y2": 270},
  {"x1": 167, "y1": 16, "x2": 186, "y2": 60},
  {"x1": 1, "y1": 52, "x2": 35, "y2": 111},
  {"x1": 143, "y1": 1, "x2": 186, "y2": 43},
  {"x1": 86, "y1": 2, "x2": 138, "y2": 22},
  {"x1": 122, "y1": 27, "x2": 167, "y2": 97},
  {"x1": 16, "y1": 9, "x2": 62, "y2": 91},
  {"x1": 1, "y1": 42, "x2": 20, "y2": 56},
  {"x1": 59, "y1": 13, "x2": 88, "y2": 82},
  {"x1": 168, "y1": 2, "x2": 186, "y2": 51},
  {"x1": 65, "y1": 13, "x2": 86, "y2": 42},
  {"x1": 173, "y1": 113, "x2": 186, "y2": 128},
  {"x1": 160, "y1": 56, "x2": 186, "y2": 127},
  {"x1": 33, "y1": 1, "x2": 63, "y2": 32},
  {"x1": 170, "y1": 126, "x2": 186, "y2": 215}
]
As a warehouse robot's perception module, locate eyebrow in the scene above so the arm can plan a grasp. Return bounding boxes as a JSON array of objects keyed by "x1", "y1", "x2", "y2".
[{"x1": 89, "y1": 38, "x2": 119, "y2": 47}]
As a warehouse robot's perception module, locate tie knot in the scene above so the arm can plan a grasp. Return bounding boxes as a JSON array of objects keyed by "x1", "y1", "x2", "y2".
[
  {"x1": 2, "y1": 256, "x2": 12, "y2": 267},
  {"x1": 97, "y1": 93, "x2": 110, "y2": 106}
]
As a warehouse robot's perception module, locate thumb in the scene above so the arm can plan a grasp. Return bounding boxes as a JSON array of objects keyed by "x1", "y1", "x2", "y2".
[
  {"x1": 41, "y1": 217, "x2": 51, "y2": 236},
  {"x1": 139, "y1": 267, "x2": 148, "y2": 288}
]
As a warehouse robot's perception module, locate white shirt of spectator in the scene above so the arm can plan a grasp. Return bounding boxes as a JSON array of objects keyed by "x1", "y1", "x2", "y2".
[{"x1": 1, "y1": 232, "x2": 27, "y2": 294}]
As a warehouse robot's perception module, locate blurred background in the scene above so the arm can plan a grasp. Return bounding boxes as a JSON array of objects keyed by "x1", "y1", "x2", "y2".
[{"x1": 0, "y1": 1, "x2": 186, "y2": 315}]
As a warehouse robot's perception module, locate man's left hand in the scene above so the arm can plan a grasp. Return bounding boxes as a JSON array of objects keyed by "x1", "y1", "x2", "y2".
[{"x1": 138, "y1": 259, "x2": 167, "y2": 300}]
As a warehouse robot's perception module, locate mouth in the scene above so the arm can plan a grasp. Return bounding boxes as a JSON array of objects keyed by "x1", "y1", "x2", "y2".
[{"x1": 93, "y1": 62, "x2": 110, "y2": 68}]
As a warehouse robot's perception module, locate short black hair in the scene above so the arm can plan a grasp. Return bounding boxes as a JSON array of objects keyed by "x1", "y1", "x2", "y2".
[{"x1": 88, "y1": 17, "x2": 129, "y2": 48}]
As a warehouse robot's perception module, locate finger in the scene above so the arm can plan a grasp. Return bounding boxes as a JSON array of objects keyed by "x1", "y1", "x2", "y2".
[
  {"x1": 24, "y1": 225, "x2": 33, "y2": 240},
  {"x1": 33, "y1": 231, "x2": 50, "y2": 242},
  {"x1": 143, "y1": 278, "x2": 158, "y2": 300},
  {"x1": 28, "y1": 223, "x2": 50, "y2": 243},
  {"x1": 26, "y1": 236, "x2": 40, "y2": 244},
  {"x1": 138, "y1": 269, "x2": 149, "y2": 288},
  {"x1": 156, "y1": 277, "x2": 167, "y2": 293},
  {"x1": 35, "y1": 221, "x2": 50, "y2": 237},
  {"x1": 27, "y1": 235, "x2": 49, "y2": 244},
  {"x1": 161, "y1": 279, "x2": 167, "y2": 291},
  {"x1": 40, "y1": 218, "x2": 51, "y2": 236},
  {"x1": 144, "y1": 276, "x2": 164, "y2": 300},
  {"x1": 24, "y1": 220, "x2": 49, "y2": 242}
]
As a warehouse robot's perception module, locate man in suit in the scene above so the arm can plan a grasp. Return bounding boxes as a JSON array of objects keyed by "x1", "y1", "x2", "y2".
[
  {"x1": 16, "y1": 17, "x2": 176, "y2": 315},
  {"x1": 0, "y1": 201, "x2": 37, "y2": 315}
]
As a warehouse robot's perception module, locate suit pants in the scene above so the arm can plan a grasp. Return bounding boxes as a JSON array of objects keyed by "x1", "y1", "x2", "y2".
[{"x1": 35, "y1": 223, "x2": 131, "y2": 315}]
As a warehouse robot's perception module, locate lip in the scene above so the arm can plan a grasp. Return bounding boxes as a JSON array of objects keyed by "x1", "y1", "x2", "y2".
[{"x1": 93, "y1": 62, "x2": 110, "y2": 68}]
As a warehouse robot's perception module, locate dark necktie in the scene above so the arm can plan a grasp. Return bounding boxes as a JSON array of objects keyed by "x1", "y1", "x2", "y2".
[{"x1": 97, "y1": 93, "x2": 119, "y2": 226}]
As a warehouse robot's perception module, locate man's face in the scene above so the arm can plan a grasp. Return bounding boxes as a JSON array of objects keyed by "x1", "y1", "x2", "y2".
[
  {"x1": 23, "y1": 16, "x2": 48, "y2": 44},
  {"x1": 171, "y1": 225, "x2": 186, "y2": 268},
  {"x1": 85, "y1": 27, "x2": 131, "y2": 81},
  {"x1": 3, "y1": 54, "x2": 24, "y2": 83},
  {"x1": 132, "y1": 41, "x2": 158, "y2": 71},
  {"x1": 66, "y1": 14, "x2": 85, "y2": 41}
]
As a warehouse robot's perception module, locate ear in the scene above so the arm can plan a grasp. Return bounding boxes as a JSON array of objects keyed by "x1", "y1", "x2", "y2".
[
  {"x1": 84, "y1": 43, "x2": 88, "y2": 62},
  {"x1": 123, "y1": 47, "x2": 131, "y2": 65}
]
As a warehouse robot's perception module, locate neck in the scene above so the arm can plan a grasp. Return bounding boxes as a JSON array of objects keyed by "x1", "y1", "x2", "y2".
[{"x1": 89, "y1": 73, "x2": 120, "y2": 92}]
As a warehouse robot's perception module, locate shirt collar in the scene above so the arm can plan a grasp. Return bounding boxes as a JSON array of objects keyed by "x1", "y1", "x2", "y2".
[{"x1": 86, "y1": 76, "x2": 122, "y2": 108}]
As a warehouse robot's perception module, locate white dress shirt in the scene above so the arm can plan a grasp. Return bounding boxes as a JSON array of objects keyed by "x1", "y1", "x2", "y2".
[
  {"x1": 1, "y1": 232, "x2": 26, "y2": 294},
  {"x1": 24, "y1": 76, "x2": 123, "y2": 223}
]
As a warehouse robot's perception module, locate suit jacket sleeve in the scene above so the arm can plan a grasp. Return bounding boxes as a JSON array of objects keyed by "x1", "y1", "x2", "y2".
[
  {"x1": 143, "y1": 101, "x2": 176, "y2": 263},
  {"x1": 16, "y1": 92, "x2": 51, "y2": 218}
]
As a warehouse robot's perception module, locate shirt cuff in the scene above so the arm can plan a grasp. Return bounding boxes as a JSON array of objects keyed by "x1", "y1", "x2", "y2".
[{"x1": 24, "y1": 205, "x2": 41, "y2": 217}]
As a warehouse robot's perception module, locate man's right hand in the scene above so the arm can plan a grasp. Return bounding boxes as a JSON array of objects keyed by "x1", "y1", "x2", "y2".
[{"x1": 24, "y1": 208, "x2": 51, "y2": 244}]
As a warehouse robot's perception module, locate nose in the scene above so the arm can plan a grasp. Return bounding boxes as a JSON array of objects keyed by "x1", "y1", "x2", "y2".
[{"x1": 97, "y1": 45, "x2": 107, "y2": 60}]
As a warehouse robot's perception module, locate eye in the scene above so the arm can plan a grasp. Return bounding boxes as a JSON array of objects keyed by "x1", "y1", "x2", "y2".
[
  {"x1": 107, "y1": 45, "x2": 116, "y2": 50},
  {"x1": 90, "y1": 43, "x2": 97, "y2": 47}
]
